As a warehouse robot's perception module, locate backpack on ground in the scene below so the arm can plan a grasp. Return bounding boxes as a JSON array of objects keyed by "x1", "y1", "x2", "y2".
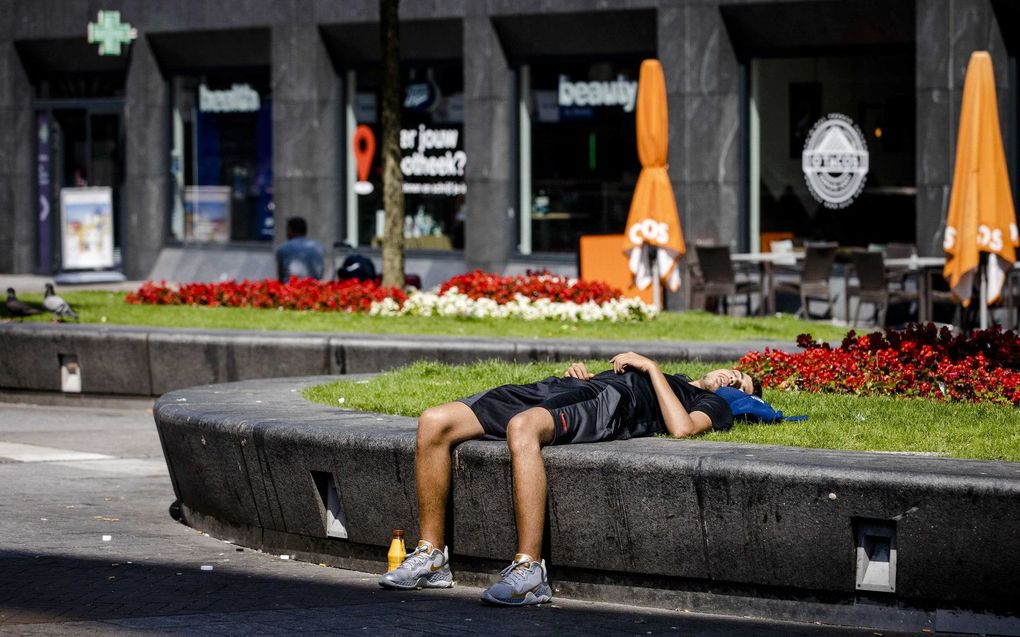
[
  {"x1": 337, "y1": 254, "x2": 377, "y2": 282},
  {"x1": 715, "y1": 386, "x2": 808, "y2": 423}
]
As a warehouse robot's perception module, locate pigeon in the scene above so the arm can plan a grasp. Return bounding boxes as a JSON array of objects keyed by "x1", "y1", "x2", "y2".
[
  {"x1": 43, "y1": 283, "x2": 79, "y2": 321},
  {"x1": 5, "y1": 288, "x2": 42, "y2": 321}
]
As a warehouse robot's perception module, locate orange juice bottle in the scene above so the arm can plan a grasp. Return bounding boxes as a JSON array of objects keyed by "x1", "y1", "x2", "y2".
[{"x1": 387, "y1": 529, "x2": 406, "y2": 571}]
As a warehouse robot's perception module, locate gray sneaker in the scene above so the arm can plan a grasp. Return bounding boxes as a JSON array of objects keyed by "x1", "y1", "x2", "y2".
[
  {"x1": 480, "y1": 554, "x2": 552, "y2": 606},
  {"x1": 378, "y1": 541, "x2": 454, "y2": 590}
]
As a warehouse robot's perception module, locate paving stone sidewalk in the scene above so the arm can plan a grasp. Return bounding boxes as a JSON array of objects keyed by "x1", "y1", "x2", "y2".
[{"x1": 0, "y1": 400, "x2": 960, "y2": 636}]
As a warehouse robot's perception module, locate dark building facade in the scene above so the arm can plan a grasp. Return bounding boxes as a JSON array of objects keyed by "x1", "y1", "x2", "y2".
[{"x1": 1, "y1": 0, "x2": 1016, "y2": 288}]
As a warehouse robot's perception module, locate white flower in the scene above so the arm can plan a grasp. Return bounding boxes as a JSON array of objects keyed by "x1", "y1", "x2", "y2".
[
  {"x1": 368, "y1": 288, "x2": 658, "y2": 322},
  {"x1": 369, "y1": 297, "x2": 402, "y2": 316}
]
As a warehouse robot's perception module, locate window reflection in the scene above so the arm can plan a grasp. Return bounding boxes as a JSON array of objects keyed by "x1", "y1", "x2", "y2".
[
  {"x1": 526, "y1": 60, "x2": 641, "y2": 253},
  {"x1": 170, "y1": 71, "x2": 274, "y2": 243},
  {"x1": 351, "y1": 64, "x2": 465, "y2": 251},
  {"x1": 754, "y1": 54, "x2": 915, "y2": 249}
]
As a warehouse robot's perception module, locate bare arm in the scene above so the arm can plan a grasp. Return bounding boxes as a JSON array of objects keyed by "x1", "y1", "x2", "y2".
[{"x1": 610, "y1": 352, "x2": 713, "y2": 438}]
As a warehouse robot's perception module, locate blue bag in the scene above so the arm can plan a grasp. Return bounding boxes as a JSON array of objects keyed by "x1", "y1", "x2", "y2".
[{"x1": 715, "y1": 386, "x2": 808, "y2": 424}]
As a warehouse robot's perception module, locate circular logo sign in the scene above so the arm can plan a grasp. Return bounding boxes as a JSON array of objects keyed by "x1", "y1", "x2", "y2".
[{"x1": 801, "y1": 114, "x2": 869, "y2": 209}]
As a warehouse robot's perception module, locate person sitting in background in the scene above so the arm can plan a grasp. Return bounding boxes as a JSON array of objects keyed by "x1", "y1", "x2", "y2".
[{"x1": 275, "y1": 216, "x2": 325, "y2": 282}]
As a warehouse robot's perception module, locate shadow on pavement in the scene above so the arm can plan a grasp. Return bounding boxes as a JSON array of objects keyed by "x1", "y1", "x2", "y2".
[{"x1": 0, "y1": 550, "x2": 903, "y2": 636}]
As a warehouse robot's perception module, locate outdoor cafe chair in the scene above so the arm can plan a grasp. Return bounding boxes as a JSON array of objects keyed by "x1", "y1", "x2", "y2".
[
  {"x1": 883, "y1": 242, "x2": 917, "y2": 290},
  {"x1": 694, "y1": 244, "x2": 762, "y2": 316},
  {"x1": 927, "y1": 276, "x2": 960, "y2": 326},
  {"x1": 848, "y1": 249, "x2": 918, "y2": 327},
  {"x1": 1007, "y1": 269, "x2": 1020, "y2": 330},
  {"x1": 772, "y1": 242, "x2": 838, "y2": 319},
  {"x1": 884, "y1": 243, "x2": 916, "y2": 258},
  {"x1": 927, "y1": 264, "x2": 1020, "y2": 329}
]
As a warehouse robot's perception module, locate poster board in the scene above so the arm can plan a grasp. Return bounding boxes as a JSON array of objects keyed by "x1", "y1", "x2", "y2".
[
  {"x1": 60, "y1": 187, "x2": 115, "y2": 270},
  {"x1": 184, "y1": 185, "x2": 231, "y2": 243},
  {"x1": 578, "y1": 234, "x2": 655, "y2": 304}
]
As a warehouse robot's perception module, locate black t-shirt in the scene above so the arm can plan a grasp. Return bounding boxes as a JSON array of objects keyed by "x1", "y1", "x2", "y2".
[{"x1": 587, "y1": 370, "x2": 734, "y2": 437}]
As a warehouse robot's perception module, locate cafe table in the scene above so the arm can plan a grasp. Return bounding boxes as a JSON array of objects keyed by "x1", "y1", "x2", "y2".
[
  {"x1": 884, "y1": 256, "x2": 945, "y2": 323},
  {"x1": 841, "y1": 256, "x2": 945, "y2": 325},
  {"x1": 844, "y1": 256, "x2": 1020, "y2": 326},
  {"x1": 730, "y1": 251, "x2": 804, "y2": 315},
  {"x1": 904, "y1": 257, "x2": 1020, "y2": 326}
]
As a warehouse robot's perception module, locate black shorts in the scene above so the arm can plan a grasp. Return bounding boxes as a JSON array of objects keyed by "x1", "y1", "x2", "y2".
[{"x1": 459, "y1": 376, "x2": 627, "y2": 445}]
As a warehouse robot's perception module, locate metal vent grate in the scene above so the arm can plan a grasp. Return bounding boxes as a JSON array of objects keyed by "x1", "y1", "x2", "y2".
[
  {"x1": 311, "y1": 471, "x2": 349, "y2": 539},
  {"x1": 854, "y1": 518, "x2": 897, "y2": 593}
]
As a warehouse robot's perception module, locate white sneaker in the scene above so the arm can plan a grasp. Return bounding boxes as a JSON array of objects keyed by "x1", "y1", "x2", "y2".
[
  {"x1": 480, "y1": 554, "x2": 552, "y2": 606},
  {"x1": 378, "y1": 541, "x2": 454, "y2": 590}
]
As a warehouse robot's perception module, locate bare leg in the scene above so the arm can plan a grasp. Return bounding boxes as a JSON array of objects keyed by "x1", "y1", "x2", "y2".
[
  {"x1": 415, "y1": 402, "x2": 485, "y2": 548},
  {"x1": 505, "y1": 408, "x2": 555, "y2": 559}
]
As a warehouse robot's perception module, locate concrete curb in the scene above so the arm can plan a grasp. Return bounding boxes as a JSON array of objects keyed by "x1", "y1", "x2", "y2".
[
  {"x1": 0, "y1": 323, "x2": 796, "y2": 396},
  {"x1": 154, "y1": 376, "x2": 1020, "y2": 633}
]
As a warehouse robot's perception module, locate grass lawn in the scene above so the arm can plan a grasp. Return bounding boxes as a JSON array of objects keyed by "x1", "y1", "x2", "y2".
[
  {"x1": 304, "y1": 360, "x2": 1020, "y2": 463},
  {"x1": 5, "y1": 290, "x2": 851, "y2": 344}
]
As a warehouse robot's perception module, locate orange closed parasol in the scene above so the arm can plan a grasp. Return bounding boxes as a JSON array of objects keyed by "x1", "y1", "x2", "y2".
[
  {"x1": 623, "y1": 59, "x2": 686, "y2": 296},
  {"x1": 943, "y1": 51, "x2": 1019, "y2": 314}
]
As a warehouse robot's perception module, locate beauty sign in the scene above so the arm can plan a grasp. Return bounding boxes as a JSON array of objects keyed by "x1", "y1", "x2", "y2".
[{"x1": 558, "y1": 74, "x2": 638, "y2": 112}]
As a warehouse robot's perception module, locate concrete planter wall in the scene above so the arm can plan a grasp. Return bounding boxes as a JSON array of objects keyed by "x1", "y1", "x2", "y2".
[
  {"x1": 8, "y1": 322, "x2": 1019, "y2": 632},
  {"x1": 154, "y1": 377, "x2": 1020, "y2": 633},
  {"x1": 0, "y1": 323, "x2": 790, "y2": 397}
]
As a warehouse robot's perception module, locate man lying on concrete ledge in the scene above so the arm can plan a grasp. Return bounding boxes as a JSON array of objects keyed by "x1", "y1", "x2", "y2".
[{"x1": 379, "y1": 352, "x2": 762, "y2": 606}]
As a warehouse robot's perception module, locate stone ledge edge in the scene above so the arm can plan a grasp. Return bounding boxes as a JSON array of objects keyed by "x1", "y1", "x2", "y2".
[
  {"x1": 0, "y1": 322, "x2": 796, "y2": 396},
  {"x1": 153, "y1": 376, "x2": 1020, "y2": 633}
]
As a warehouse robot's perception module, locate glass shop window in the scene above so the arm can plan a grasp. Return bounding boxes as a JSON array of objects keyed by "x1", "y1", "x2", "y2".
[
  {"x1": 523, "y1": 60, "x2": 641, "y2": 254},
  {"x1": 350, "y1": 64, "x2": 465, "y2": 251},
  {"x1": 169, "y1": 71, "x2": 273, "y2": 243},
  {"x1": 753, "y1": 53, "x2": 916, "y2": 250}
]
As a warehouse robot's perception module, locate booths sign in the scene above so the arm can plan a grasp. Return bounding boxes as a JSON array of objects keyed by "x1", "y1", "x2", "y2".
[{"x1": 801, "y1": 114, "x2": 869, "y2": 209}]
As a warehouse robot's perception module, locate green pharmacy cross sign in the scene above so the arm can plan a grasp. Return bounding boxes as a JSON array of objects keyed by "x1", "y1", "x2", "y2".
[{"x1": 87, "y1": 10, "x2": 137, "y2": 56}]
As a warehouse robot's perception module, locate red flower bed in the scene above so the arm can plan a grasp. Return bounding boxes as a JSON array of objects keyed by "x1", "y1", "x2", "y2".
[
  {"x1": 126, "y1": 270, "x2": 626, "y2": 314},
  {"x1": 439, "y1": 270, "x2": 622, "y2": 304},
  {"x1": 738, "y1": 323, "x2": 1020, "y2": 406},
  {"x1": 126, "y1": 278, "x2": 407, "y2": 313}
]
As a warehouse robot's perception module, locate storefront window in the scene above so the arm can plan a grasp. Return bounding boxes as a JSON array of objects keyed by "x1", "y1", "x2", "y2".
[
  {"x1": 348, "y1": 64, "x2": 464, "y2": 251},
  {"x1": 521, "y1": 60, "x2": 641, "y2": 254},
  {"x1": 752, "y1": 54, "x2": 915, "y2": 250},
  {"x1": 169, "y1": 71, "x2": 273, "y2": 243}
]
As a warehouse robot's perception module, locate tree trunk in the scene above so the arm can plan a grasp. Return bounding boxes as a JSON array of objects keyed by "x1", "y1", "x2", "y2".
[{"x1": 379, "y1": 0, "x2": 404, "y2": 288}]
